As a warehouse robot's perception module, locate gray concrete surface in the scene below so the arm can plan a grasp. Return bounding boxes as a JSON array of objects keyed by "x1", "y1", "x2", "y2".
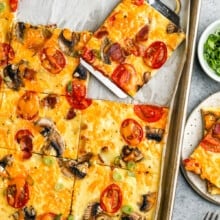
[{"x1": 173, "y1": 0, "x2": 220, "y2": 219}]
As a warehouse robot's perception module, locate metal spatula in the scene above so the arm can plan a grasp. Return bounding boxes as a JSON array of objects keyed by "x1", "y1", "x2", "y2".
[{"x1": 148, "y1": 0, "x2": 180, "y2": 27}]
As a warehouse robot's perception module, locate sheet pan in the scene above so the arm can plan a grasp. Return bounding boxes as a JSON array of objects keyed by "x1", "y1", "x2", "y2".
[{"x1": 14, "y1": 0, "x2": 201, "y2": 219}]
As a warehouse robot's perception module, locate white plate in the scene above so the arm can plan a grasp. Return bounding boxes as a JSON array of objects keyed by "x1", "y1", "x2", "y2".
[
  {"x1": 197, "y1": 19, "x2": 220, "y2": 82},
  {"x1": 181, "y1": 91, "x2": 220, "y2": 205}
]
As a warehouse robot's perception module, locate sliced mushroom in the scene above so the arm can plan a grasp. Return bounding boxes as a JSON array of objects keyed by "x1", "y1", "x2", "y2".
[
  {"x1": 166, "y1": 23, "x2": 180, "y2": 34},
  {"x1": 145, "y1": 126, "x2": 164, "y2": 142},
  {"x1": 139, "y1": 192, "x2": 157, "y2": 212},
  {"x1": 3, "y1": 64, "x2": 23, "y2": 90},
  {"x1": 58, "y1": 29, "x2": 80, "y2": 56},
  {"x1": 121, "y1": 145, "x2": 144, "y2": 162},
  {"x1": 121, "y1": 213, "x2": 144, "y2": 220},
  {"x1": 83, "y1": 202, "x2": 103, "y2": 220},
  {"x1": 0, "y1": 154, "x2": 13, "y2": 173},
  {"x1": 16, "y1": 22, "x2": 26, "y2": 41},
  {"x1": 100, "y1": 37, "x2": 111, "y2": 64},
  {"x1": 23, "y1": 206, "x2": 36, "y2": 220},
  {"x1": 143, "y1": 72, "x2": 151, "y2": 84},
  {"x1": 72, "y1": 64, "x2": 88, "y2": 80},
  {"x1": 35, "y1": 117, "x2": 65, "y2": 156},
  {"x1": 59, "y1": 153, "x2": 93, "y2": 179}
]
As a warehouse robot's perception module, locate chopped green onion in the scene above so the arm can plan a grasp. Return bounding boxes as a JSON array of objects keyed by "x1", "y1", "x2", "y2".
[
  {"x1": 127, "y1": 171, "x2": 136, "y2": 178},
  {"x1": 114, "y1": 156, "x2": 121, "y2": 166},
  {"x1": 67, "y1": 215, "x2": 74, "y2": 220},
  {"x1": 42, "y1": 156, "x2": 54, "y2": 166},
  {"x1": 113, "y1": 170, "x2": 122, "y2": 181},
  {"x1": 55, "y1": 182, "x2": 64, "y2": 191},
  {"x1": 126, "y1": 161, "x2": 136, "y2": 171},
  {"x1": 66, "y1": 81, "x2": 73, "y2": 93},
  {"x1": 0, "y1": 2, "x2": 5, "y2": 13},
  {"x1": 55, "y1": 214, "x2": 62, "y2": 220},
  {"x1": 122, "y1": 205, "x2": 133, "y2": 215}
]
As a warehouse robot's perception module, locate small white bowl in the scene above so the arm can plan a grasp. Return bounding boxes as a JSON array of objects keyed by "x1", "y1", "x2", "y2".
[{"x1": 198, "y1": 19, "x2": 220, "y2": 82}]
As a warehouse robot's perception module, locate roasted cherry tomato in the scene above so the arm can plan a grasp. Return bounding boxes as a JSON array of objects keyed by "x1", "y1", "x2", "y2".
[
  {"x1": 100, "y1": 183, "x2": 122, "y2": 213},
  {"x1": 108, "y1": 43, "x2": 125, "y2": 63},
  {"x1": 15, "y1": 129, "x2": 33, "y2": 159},
  {"x1": 38, "y1": 213, "x2": 59, "y2": 220},
  {"x1": 65, "y1": 80, "x2": 92, "y2": 110},
  {"x1": 136, "y1": 25, "x2": 149, "y2": 42},
  {"x1": 132, "y1": 0, "x2": 145, "y2": 6},
  {"x1": 9, "y1": 0, "x2": 18, "y2": 12},
  {"x1": 143, "y1": 41, "x2": 167, "y2": 69},
  {"x1": 39, "y1": 47, "x2": 66, "y2": 74},
  {"x1": 183, "y1": 158, "x2": 201, "y2": 175},
  {"x1": 134, "y1": 104, "x2": 164, "y2": 123},
  {"x1": 6, "y1": 176, "x2": 29, "y2": 208},
  {"x1": 82, "y1": 47, "x2": 95, "y2": 63},
  {"x1": 16, "y1": 91, "x2": 39, "y2": 120},
  {"x1": 0, "y1": 43, "x2": 15, "y2": 66},
  {"x1": 111, "y1": 63, "x2": 137, "y2": 93},
  {"x1": 120, "y1": 118, "x2": 143, "y2": 146}
]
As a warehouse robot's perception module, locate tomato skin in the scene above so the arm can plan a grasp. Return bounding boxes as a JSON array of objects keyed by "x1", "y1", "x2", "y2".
[
  {"x1": 6, "y1": 176, "x2": 29, "y2": 208},
  {"x1": 132, "y1": 0, "x2": 145, "y2": 6},
  {"x1": 100, "y1": 183, "x2": 122, "y2": 213},
  {"x1": 65, "y1": 81, "x2": 92, "y2": 110},
  {"x1": 111, "y1": 63, "x2": 137, "y2": 93},
  {"x1": 120, "y1": 119, "x2": 143, "y2": 146},
  {"x1": 39, "y1": 47, "x2": 66, "y2": 74},
  {"x1": 82, "y1": 47, "x2": 95, "y2": 63},
  {"x1": 143, "y1": 41, "x2": 167, "y2": 69},
  {"x1": 134, "y1": 104, "x2": 164, "y2": 123},
  {"x1": 200, "y1": 132, "x2": 220, "y2": 153},
  {"x1": 0, "y1": 43, "x2": 15, "y2": 66},
  {"x1": 9, "y1": 0, "x2": 18, "y2": 12}
]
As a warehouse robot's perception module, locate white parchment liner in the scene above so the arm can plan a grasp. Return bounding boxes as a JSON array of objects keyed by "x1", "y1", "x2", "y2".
[{"x1": 16, "y1": 0, "x2": 189, "y2": 106}]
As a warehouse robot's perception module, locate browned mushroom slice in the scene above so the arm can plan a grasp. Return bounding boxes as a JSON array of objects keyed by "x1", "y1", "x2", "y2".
[
  {"x1": 139, "y1": 192, "x2": 157, "y2": 212},
  {"x1": 121, "y1": 145, "x2": 144, "y2": 162},
  {"x1": 72, "y1": 64, "x2": 88, "y2": 80},
  {"x1": 15, "y1": 22, "x2": 26, "y2": 42},
  {"x1": 0, "y1": 154, "x2": 13, "y2": 173},
  {"x1": 58, "y1": 29, "x2": 80, "y2": 56},
  {"x1": 121, "y1": 212, "x2": 144, "y2": 220},
  {"x1": 12, "y1": 206, "x2": 36, "y2": 220},
  {"x1": 145, "y1": 126, "x2": 164, "y2": 142},
  {"x1": 166, "y1": 23, "x2": 180, "y2": 34},
  {"x1": 59, "y1": 153, "x2": 93, "y2": 179},
  {"x1": 100, "y1": 37, "x2": 111, "y2": 64},
  {"x1": 35, "y1": 117, "x2": 65, "y2": 156},
  {"x1": 3, "y1": 64, "x2": 24, "y2": 90}
]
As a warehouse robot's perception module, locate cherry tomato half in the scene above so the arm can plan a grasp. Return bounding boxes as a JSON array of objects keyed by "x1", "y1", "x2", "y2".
[
  {"x1": 134, "y1": 104, "x2": 164, "y2": 123},
  {"x1": 9, "y1": 0, "x2": 18, "y2": 12},
  {"x1": 39, "y1": 47, "x2": 66, "y2": 74},
  {"x1": 6, "y1": 176, "x2": 29, "y2": 208},
  {"x1": 65, "y1": 80, "x2": 92, "y2": 110},
  {"x1": 16, "y1": 91, "x2": 39, "y2": 120},
  {"x1": 111, "y1": 63, "x2": 137, "y2": 94},
  {"x1": 120, "y1": 118, "x2": 143, "y2": 146},
  {"x1": 0, "y1": 43, "x2": 15, "y2": 66},
  {"x1": 132, "y1": 0, "x2": 145, "y2": 6},
  {"x1": 82, "y1": 47, "x2": 95, "y2": 63},
  {"x1": 200, "y1": 132, "x2": 220, "y2": 153},
  {"x1": 100, "y1": 183, "x2": 122, "y2": 213},
  {"x1": 143, "y1": 41, "x2": 167, "y2": 69}
]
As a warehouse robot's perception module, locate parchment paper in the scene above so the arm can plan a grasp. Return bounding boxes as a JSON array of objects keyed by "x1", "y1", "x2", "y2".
[{"x1": 16, "y1": 0, "x2": 189, "y2": 106}]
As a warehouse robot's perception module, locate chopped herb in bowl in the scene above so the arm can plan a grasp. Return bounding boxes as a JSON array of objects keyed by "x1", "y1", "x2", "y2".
[{"x1": 204, "y1": 30, "x2": 220, "y2": 75}]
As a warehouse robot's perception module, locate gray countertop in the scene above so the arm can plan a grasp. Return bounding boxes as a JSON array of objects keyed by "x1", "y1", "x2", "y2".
[{"x1": 173, "y1": 0, "x2": 220, "y2": 219}]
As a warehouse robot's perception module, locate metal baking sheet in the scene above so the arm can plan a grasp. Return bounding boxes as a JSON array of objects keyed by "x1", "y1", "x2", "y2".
[
  {"x1": 156, "y1": 1, "x2": 202, "y2": 219},
  {"x1": 14, "y1": 0, "x2": 201, "y2": 219}
]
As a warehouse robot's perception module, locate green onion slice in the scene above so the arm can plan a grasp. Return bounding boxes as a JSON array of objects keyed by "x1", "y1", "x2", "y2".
[
  {"x1": 67, "y1": 215, "x2": 74, "y2": 220},
  {"x1": 126, "y1": 161, "x2": 136, "y2": 171},
  {"x1": 54, "y1": 182, "x2": 64, "y2": 191},
  {"x1": 0, "y1": 2, "x2": 5, "y2": 13},
  {"x1": 113, "y1": 170, "x2": 123, "y2": 181},
  {"x1": 43, "y1": 156, "x2": 54, "y2": 166},
  {"x1": 122, "y1": 205, "x2": 134, "y2": 215}
]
